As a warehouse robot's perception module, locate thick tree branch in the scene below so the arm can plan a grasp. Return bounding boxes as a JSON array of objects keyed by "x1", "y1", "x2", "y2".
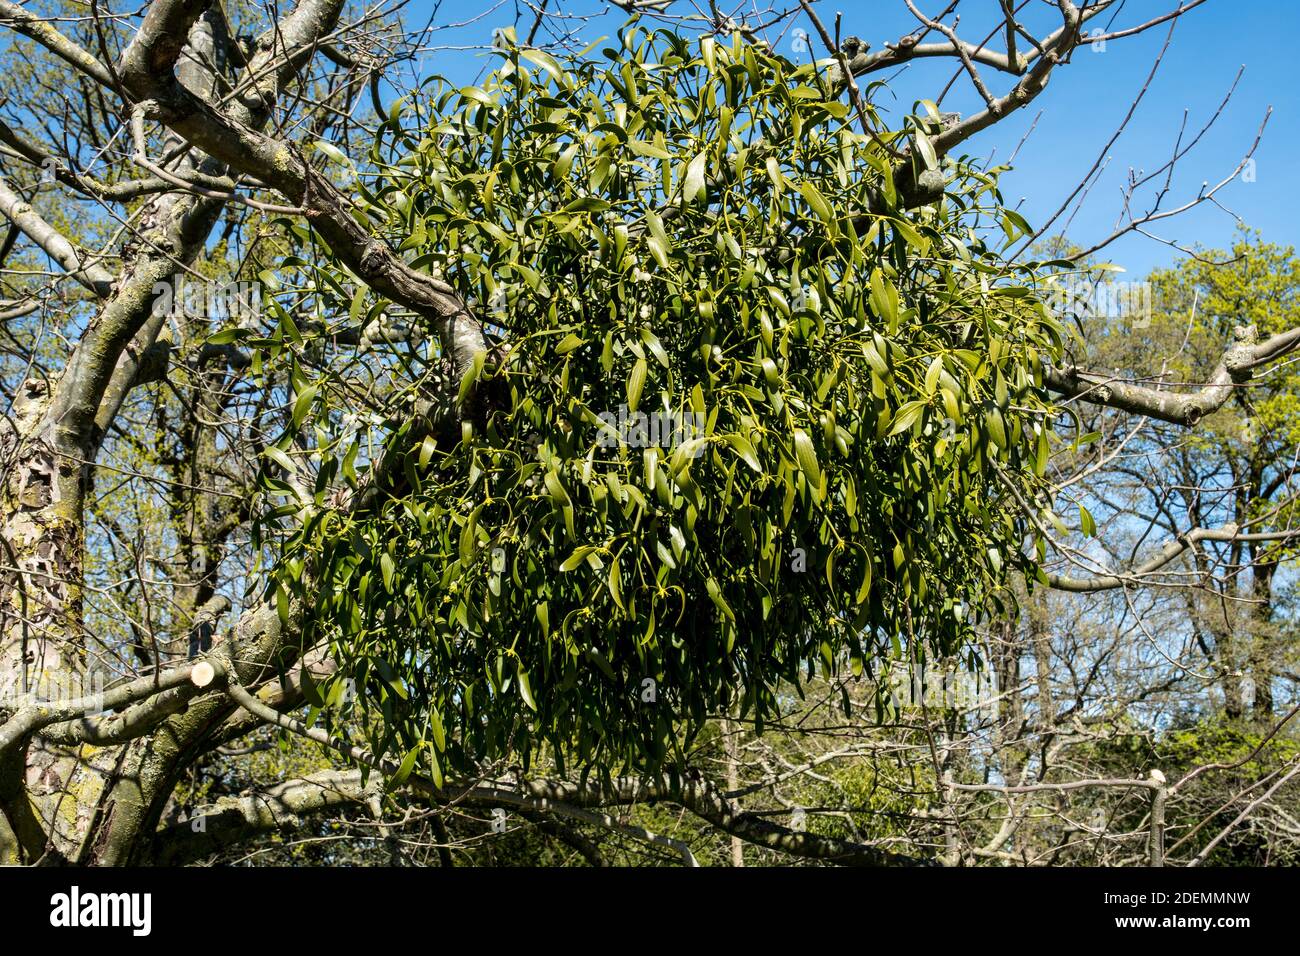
[
  {"x1": 1045, "y1": 525, "x2": 1300, "y2": 593},
  {"x1": 0, "y1": 0, "x2": 116, "y2": 88},
  {"x1": 0, "y1": 658, "x2": 223, "y2": 753},
  {"x1": 1043, "y1": 324, "x2": 1300, "y2": 426},
  {"x1": 0, "y1": 175, "x2": 115, "y2": 296},
  {"x1": 116, "y1": 0, "x2": 485, "y2": 381},
  {"x1": 154, "y1": 769, "x2": 367, "y2": 864}
]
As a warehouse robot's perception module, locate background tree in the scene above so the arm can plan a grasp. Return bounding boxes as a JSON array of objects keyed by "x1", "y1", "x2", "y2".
[{"x1": 0, "y1": 0, "x2": 1295, "y2": 867}]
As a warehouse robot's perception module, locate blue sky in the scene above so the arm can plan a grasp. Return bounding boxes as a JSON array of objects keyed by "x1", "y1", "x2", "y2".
[{"x1": 400, "y1": 0, "x2": 1296, "y2": 278}]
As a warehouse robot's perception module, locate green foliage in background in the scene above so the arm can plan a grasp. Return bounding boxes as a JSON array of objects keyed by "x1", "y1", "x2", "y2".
[{"x1": 1082, "y1": 718, "x2": 1300, "y2": 866}]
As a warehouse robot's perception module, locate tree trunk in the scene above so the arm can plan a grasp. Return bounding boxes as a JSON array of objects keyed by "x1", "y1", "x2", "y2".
[
  {"x1": 0, "y1": 378, "x2": 110, "y2": 862},
  {"x1": 1248, "y1": 558, "x2": 1277, "y2": 720}
]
